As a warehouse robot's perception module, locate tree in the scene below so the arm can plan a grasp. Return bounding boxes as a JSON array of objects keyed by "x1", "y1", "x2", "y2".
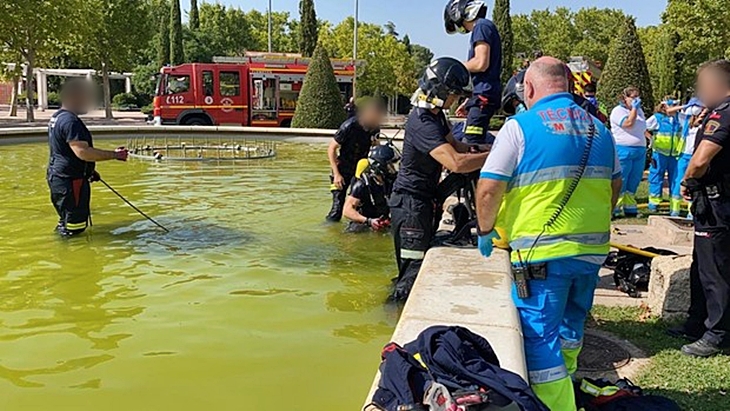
[
  {"x1": 75, "y1": 0, "x2": 152, "y2": 119},
  {"x1": 410, "y1": 44, "x2": 434, "y2": 77},
  {"x1": 637, "y1": 25, "x2": 662, "y2": 100},
  {"x1": 0, "y1": 0, "x2": 81, "y2": 121},
  {"x1": 0, "y1": 50, "x2": 23, "y2": 117},
  {"x1": 654, "y1": 26, "x2": 680, "y2": 101},
  {"x1": 189, "y1": 0, "x2": 199, "y2": 30},
  {"x1": 662, "y1": 0, "x2": 730, "y2": 94},
  {"x1": 170, "y1": 0, "x2": 185, "y2": 65},
  {"x1": 597, "y1": 17, "x2": 654, "y2": 113},
  {"x1": 157, "y1": 0, "x2": 171, "y2": 66},
  {"x1": 384, "y1": 21, "x2": 399, "y2": 37},
  {"x1": 292, "y1": 45, "x2": 347, "y2": 129},
  {"x1": 492, "y1": 0, "x2": 513, "y2": 84},
  {"x1": 572, "y1": 8, "x2": 627, "y2": 66},
  {"x1": 298, "y1": 0, "x2": 318, "y2": 57}
]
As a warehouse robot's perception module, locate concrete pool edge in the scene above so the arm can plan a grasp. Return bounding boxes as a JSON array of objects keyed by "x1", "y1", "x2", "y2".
[{"x1": 362, "y1": 247, "x2": 527, "y2": 407}]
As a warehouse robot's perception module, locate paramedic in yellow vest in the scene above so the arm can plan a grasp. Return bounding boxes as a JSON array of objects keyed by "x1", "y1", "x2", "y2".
[
  {"x1": 474, "y1": 57, "x2": 622, "y2": 410},
  {"x1": 645, "y1": 99, "x2": 686, "y2": 215}
]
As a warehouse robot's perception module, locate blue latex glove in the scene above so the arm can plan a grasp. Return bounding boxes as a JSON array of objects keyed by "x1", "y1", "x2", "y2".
[
  {"x1": 477, "y1": 231, "x2": 501, "y2": 258},
  {"x1": 631, "y1": 97, "x2": 642, "y2": 110}
]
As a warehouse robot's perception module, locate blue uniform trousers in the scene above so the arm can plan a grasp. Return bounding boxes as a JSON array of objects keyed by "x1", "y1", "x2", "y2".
[
  {"x1": 649, "y1": 151, "x2": 678, "y2": 212},
  {"x1": 615, "y1": 145, "x2": 646, "y2": 216}
]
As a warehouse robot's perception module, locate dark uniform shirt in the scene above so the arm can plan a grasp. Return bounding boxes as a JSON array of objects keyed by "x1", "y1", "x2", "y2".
[
  {"x1": 349, "y1": 175, "x2": 391, "y2": 219},
  {"x1": 695, "y1": 96, "x2": 730, "y2": 229},
  {"x1": 393, "y1": 108, "x2": 451, "y2": 199},
  {"x1": 335, "y1": 117, "x2": 379, "y2": 176},
  {"x1": 468, "y1": 18, "x2": 502, "y2": 100},
  {"x1": 47, "y1": 109, "x2": 94, "y2": 179}
]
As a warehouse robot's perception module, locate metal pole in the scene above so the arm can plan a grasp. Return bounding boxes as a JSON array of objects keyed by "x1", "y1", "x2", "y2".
[
  {"x1": 268, "y1": 0, "x2": 273, "y2": 53},
  {"x1": 352, "y1": 0, "x2": 359, "y2": 99}
]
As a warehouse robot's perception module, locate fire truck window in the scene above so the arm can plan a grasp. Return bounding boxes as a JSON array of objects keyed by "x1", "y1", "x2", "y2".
[
  {"x1": 219, "y1": 71, "x2": 240, "y2": 97},
  {"x1": 166, "y1": 75, "x2": 190, "y2": 95},
  {"x1": 202, "y1": 71, "x2": 214, "y2": 97}
]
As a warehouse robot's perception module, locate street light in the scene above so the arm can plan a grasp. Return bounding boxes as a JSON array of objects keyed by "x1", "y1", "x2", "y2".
[
  {"x1": 353, "y1": 0, "x2": 359, "y2": 99},
  {"x1": 268, "y1": 0, "x2": 273, "y2": 53}
]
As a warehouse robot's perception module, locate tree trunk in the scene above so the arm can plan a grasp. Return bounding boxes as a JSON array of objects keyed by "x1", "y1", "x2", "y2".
[
  {"x1": 102, "y1": 62, "x2": 113, "y2": 119},
  {"x1": 8, "y1": 75, "x2": 19, "y2": 117},
  {"x1": 25, "y1": 53, "x2": 35, "y2": 122}
]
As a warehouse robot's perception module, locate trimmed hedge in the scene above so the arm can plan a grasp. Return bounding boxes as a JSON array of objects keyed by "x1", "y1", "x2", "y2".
[{"x1": 292, "y1": 45, "x2": 347, "y2": 129}]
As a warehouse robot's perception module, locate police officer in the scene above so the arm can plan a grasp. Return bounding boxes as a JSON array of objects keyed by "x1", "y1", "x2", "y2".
[
  {"x1": 342, "y1": 144, "x2": 399, "y2": 233},
  {"x1": 47, "y1": 79, "x2": 129, "y2": 237},
  {"x1": 476, "y1": 57, "x2": 622, "y2": 410},
  {"x1": 677, "y1": 59, "x2": 730, "y2": 357},
  {"x1": 390, "y1": 57, "x2": 490, "y2": 301},
  {"x1": 444, "y1": 0, "x2": 502, "y2": 144},
  {"x1": 326, "y1": 99, "x2": 386, "y2": 222}
]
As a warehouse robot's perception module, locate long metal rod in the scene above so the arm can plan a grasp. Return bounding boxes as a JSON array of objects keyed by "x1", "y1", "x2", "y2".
[
  {"x1": 99, "y1": 178, "x2": 170, "y2": 233},
  {"x1": 352, "y1": 0, "x2": 359, "y2": 99},
  {"x1": 610, "y1": 242, "x2": 661, "y2": 259},
  {"x1": 268, "y1": 0, "x2": 273, "y2": 53}
]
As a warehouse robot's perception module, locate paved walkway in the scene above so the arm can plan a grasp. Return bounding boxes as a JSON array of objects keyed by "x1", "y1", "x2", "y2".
[{"x1": 0, "y1": 107, "x2": 148, "y2": 128}]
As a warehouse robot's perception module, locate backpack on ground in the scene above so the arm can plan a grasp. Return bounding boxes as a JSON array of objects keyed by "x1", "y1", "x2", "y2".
[{"x1": 605, "y1": 247, "x2": 677, "y2": 298}]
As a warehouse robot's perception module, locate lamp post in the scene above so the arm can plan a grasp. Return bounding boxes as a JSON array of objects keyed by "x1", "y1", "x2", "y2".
[
  {"x1": 268, "y1": 0, "x2": 273, "y2": 53},
  {"x1": 352, "y1": 0, "x2": 359, "y2": 99}
]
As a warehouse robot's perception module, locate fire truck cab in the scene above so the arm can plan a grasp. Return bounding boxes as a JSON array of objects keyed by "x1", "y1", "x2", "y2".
[{"x1": 153, "y1": 53, "x2": 358, "y2": 127}]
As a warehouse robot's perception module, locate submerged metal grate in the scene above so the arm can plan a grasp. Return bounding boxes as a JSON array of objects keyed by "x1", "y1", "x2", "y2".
[{"x1": 578, "y1": 333, "x2": 632, "y2": 372}]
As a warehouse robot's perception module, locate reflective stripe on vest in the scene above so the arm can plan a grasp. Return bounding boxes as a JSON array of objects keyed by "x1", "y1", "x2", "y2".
[
  {"x1": 497, "y1": 93, "x2": 614, "y2": 264},
  {"x1": 652, "y1": 113, "x2": 684, "y2": 157}
]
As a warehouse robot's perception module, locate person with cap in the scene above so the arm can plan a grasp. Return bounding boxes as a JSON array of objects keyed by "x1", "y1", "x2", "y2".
[
  {"x1": 645, "y1": 98, "x2": 687, "y2": 215},
  {"x1": 610, "y1": 86, "x2": 648, "y2": 218},
  {"x1": 674, "y1": 98, "x2": 706, "y2": 218},
  {"x1": 325, "y1": 99, "x2": 386, "y2": 222},
  {"x1": 389, "y1": 57, "x2": 490, "y2": 302},
  {"x1": 676, "y1": 59, "x2": 730, "y2": 357},
  {"x1": 475, "y1": 56, "x2": 622, "y2": 410},
  {"x1": 47, "y1": 79, "x2": 129, "y2": 237},
  {"x1": 342, "y1": 144, "x2": 399, "y2": 233},
  {"x1": 444, "y1": 0, "x2": 502, "y2": 144}
]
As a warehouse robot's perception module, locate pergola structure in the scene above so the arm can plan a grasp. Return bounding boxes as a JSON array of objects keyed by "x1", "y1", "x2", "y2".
[{"x1": 6, "y1": 64, "x2": 133, "y2": 110}]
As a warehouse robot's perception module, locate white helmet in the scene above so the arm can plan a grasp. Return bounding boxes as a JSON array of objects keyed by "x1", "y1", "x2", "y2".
[{"x1": 444, "y1": 0, "x2": 487, "y2": 34}]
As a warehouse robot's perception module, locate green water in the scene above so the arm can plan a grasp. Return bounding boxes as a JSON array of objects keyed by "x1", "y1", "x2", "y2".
[{"x1": 0, "y1": 140, "x2": 397, "y2": 410}]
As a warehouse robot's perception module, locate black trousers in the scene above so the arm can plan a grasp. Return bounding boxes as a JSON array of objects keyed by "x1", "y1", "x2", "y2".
[
  {"x1": 464, "y1": 95, "x2": 498, "y2": 145},
  {"x1": 48, "y1": 175, "x2": 91, "y2": 234},
  {"x1": 688, "y1": 230, "x2": 730, "y2": 346},
  {"x1": 326, "y1": 173, "x2": 354, "y2": 222},
  {"x1": 389, "y1": 192, "x2": 437, "y2": 302}
]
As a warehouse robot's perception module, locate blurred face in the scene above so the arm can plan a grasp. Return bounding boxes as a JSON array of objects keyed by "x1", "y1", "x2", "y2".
[
  {"x1": 697, "y1": 68, "x2": 730, "y2": 109},
  {"x1": 360, "y1": 104, "x2": 385, "y2": 128},
  {"x1": 64, "y1": 85, "x2": 94, "y2": 115}
]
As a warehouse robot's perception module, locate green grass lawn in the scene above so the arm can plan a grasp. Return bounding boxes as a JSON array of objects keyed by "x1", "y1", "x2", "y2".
[{"x1": 589, "y1": 306, "x2": 730, "y2": 411}]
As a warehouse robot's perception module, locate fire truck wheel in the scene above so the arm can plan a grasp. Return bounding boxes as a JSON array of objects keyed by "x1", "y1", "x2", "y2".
[{"x1": 182, "y1": 115, "x2": 210, "y2": 126}]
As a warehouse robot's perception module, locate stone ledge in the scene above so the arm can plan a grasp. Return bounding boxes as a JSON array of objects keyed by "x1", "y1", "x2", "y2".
[{"x1": 362, "y1": 247, "x2": 527, "y2": 406}]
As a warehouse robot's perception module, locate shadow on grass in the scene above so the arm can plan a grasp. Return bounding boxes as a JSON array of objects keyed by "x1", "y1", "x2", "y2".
[{"x1": 589, "y1": 306, "x2": 730, "y2": 411}]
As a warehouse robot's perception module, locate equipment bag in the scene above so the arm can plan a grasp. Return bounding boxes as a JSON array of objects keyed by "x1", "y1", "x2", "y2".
[
  {"x1": 577, "y1": 378, "x2": 681, "y2": 411},
  {"x1": 609, "y1": 247, "x2": 677, "y2": 298}
]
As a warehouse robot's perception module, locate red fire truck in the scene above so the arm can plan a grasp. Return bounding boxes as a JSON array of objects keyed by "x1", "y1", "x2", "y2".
[{"x1": 152, "y1": 53, "x2": 358, "y2": 127}]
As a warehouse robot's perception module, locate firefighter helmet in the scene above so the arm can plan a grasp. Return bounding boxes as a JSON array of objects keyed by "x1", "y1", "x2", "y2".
[
  {"x1": 444, "y1": 0, "x2": 487, "y2": 34},
  {"x1": 417, "y1": 57, "x2": 474, "y2": 108},
  {"x1": 501, "y1": 69, "x2": 526, "y2": 115}
]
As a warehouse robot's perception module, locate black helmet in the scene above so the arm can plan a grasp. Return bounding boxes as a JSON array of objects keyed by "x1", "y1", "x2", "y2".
[
  {"x1": 501, "y1": 69, "x2": 526, "y2": 115},
  {"x1": 444, "y1": 0, "x2": 487, "y2": 34},
  {"x1": 368, "y1": 144, "x2": 399, "y2": 177},
  {"x1": 417, "y1": 57, "x2": 473, "y2": 108}
]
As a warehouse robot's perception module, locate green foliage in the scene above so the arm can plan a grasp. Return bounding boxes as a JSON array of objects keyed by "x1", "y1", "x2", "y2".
[
  {"x1": 157, "y1": 0, "x2": 171, "y2": 66},
  {"x1": 132, "y1": 63, "x2": 161, "y2": 97},
  {"x1": 112, "y1": 92, "x2": 139, "y2": 109},
  {"x1": 170, "y1": 0, "x2": 185, "y2": 65},
  {"x1": 292, "y1": 46, "x2": 347, "y2": 129},
  {"x1": 662, "y1": 0, "x2": 730, "y2": 94},
  {"x1": 410, "y1": 44, "x2": 434, "y2": 78},
  {"x1": 47, "y1": 92, "x2": 61, "y2": 108},
  {"x1": 492, "y1": 0, "x2": 513, "y2": 84},
  {"x1": 512, "y1": 7, "x2": 626, "y2": 65},
  {"x1": 597, "y1": 17, "x2": 654, "y2": 113},
  {"x1": 141, "y1": 104, "x2": 154, "y2": 115},
  {"x1": 189, "y1": 0, "x2": 199, "y2": 30},
  {"x1": 654, "y1": 26, "x2": 680, "y2": 101},
  {"x1": 299, "y1": 0, "x2": 318, "y2": 57}
]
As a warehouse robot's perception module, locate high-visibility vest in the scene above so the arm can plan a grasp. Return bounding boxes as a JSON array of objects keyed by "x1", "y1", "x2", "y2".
[
  {"x1": 652, "y1": 113, "x2": 684, "y2": 157},
  {"x1": 496, "y1": 93, "x2": 616, "y2": 264}
]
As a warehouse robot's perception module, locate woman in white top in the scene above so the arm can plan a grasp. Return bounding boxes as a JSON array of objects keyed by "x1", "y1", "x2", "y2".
[
  {"x1": 610, "y1": 86, "x2": 649, "y2": 217},
  {"x1": 675, "y1": 98, "x2": 706, "y2": 218}
]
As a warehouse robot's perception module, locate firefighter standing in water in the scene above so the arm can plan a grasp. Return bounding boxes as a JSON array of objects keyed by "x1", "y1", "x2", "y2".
[
  {"x1": 444, "y1": 0, "x2": 503, "y2": 144},
  {"x1": 47, "y1": 79, "x2": 129, "y2": 237},
  {"x1": 476, "y1": 57, "x2": 622, "y2": 410},
  {"x1": 326, "y1": 99, "x2": 386, "y2": 222}
]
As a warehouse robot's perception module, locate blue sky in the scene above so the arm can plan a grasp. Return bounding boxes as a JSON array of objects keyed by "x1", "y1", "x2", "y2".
[{"x1": 190, "y1": 0, "x2": 667, "y2": 57}]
